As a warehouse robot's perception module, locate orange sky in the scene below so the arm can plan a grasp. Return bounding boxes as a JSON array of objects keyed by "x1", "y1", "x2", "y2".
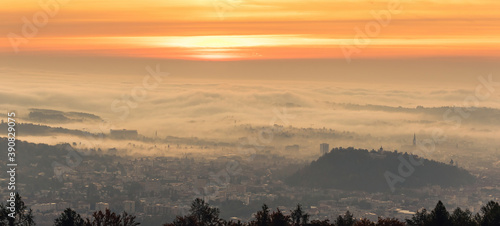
[{"x1": 1, "y1": 0, "x2": 500, "y2": 60}]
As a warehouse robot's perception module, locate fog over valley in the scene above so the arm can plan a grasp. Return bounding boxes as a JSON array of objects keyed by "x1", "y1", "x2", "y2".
[{"x1": 2, "y1": 67, "x2": 499, "y2": 170}]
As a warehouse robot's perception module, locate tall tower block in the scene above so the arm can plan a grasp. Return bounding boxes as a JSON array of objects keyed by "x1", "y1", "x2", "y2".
[{"x1": 320, "y1": 143, "x2": 329, "y2": 155}]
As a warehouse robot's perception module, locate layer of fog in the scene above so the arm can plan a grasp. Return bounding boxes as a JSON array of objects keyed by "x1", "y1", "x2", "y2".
[{"x1": 1, "y1": 62, "x2": 499, "y2": 170}]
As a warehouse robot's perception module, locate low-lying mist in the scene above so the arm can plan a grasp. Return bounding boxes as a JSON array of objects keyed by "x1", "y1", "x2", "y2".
[{"x1": 1, "y1": 69, "x2": 499, "y2": 171}]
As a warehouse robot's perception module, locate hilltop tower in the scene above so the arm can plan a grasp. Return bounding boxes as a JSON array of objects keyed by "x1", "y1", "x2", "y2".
[{"x1": 413, "y1": 133, "x2": 416, "y2": 146}]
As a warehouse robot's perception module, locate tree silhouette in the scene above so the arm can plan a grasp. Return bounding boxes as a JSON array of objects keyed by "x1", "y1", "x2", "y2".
[
  {"x1": 163, "y1": 215, "x2": 199, "y2": 226},
  {"x1": 85, "y1": 209, "x2": 121, "y2": 226},
  {"x1": 121, "y1": 211, "x2": 140, "y2": 226},
  {"x1": 354, "y1": 218, "x2": 374, "y2": 226},
  {"x1": 54, "y1": 208, "x2": 85, "y2": 226},
  {"x1": 226, "y1": 220, "x2": 245, "y2": 226},
  {"x1": 189, "y1": 198, "x2": 222, "y2": 225},
  {"x1": 84, "y1": 209, "x2": 140, "y2": 226},
  {"x1": 163, "y1": 198, "x2": 221, "y2": 226},
  {"x1": 0, "y1": 203, "x2": 10, "y2": 225},
  {"x1": 0, "y1": 193, "x2": 35, "y2": 226},
  {"x1": 290, "y1": 204, "x2": 309, "y2": 225},
  {"x1": 335, "y1": 211, "x2": 355, "y2": 226},
  {"x1": 270, "y1": 209, "x2": 290, "y2": 226},
  {"x1": 308, "y1": 219, "x2": 330, "y2": 226},
  {"x1": 477, "y1": 201, "x2": 500, "y2": 226},
  {"x1": 406, "y1": 208, "x2": 430, "y2": 226},
  {"x1": 160, "y1": 199, "x2": 500, "y2": 226},
  {"x1": 449, "y1": 207, "x2": 475, "y2": 226},
  {"x1": 375, "y1": 217, "x2": 405, "y2": 226},
  {"x1": 250, "y1": 204, "x2": 271, "y2": 226},
  {"x1": 429, "y1": 201, "x2": 451, "y2": 226}
]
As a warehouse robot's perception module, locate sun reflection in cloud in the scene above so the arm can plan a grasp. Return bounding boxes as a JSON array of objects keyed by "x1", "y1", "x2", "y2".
[
  {"x1": 160, "y1": 35, "x2": 287, "y2": 59},
  {"x1": 189, "y1": 53, "x2": 237, "y2": 60},
  {"x1": 165, "y1": 35, "x2": 289, "y2": 48},
  {"x1": 5, "y1": 35, "x2": 500, "y2": 60}
]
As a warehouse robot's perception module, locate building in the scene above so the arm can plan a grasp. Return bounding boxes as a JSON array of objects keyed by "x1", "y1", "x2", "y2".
[
  {"x1": 285, "y1": 144, "x2": 299, "y2": 152},
  {"x1": 400, "y1": 133, "x2": 417, "y2": 153},
  {"x1": 110, "y1": 129, "x2": 138, "y2": 139},
  {"x1": 320, "y1": 143, "x2": 329, "y2": 155},
  {"x1": 76, "y1": 202, "x2": 90, "y2": 212},
  {"x1": 32, "y1": 203, "x2": 57, "y2": 213},
  {"x1": 95, "y1": 202, "x2": 109, "y2": 212},
  {"x1": 56, "y1": 202, "x2": 71, "y2": 211},
  {"x1": 124, "y1": 200, "x2": 136, "y2": 213}
]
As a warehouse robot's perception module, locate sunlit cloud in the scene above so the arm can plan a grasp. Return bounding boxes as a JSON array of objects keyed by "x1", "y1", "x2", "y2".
[{"x1": 1, "y1": 0, "x2": 499, "y2": 59}]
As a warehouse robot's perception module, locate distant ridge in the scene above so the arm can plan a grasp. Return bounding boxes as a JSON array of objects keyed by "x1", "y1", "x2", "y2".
[
  {"x1": 286, "y1": 147, "x2": 475, "y2": 192},
  {"x1": 28, "y1": 108, "x2": 102, "y2": 123}
]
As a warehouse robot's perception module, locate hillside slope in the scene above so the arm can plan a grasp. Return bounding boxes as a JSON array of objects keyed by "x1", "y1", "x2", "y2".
[{"x1": 286, "y1": 147, "x2": 475, "y2": 192}]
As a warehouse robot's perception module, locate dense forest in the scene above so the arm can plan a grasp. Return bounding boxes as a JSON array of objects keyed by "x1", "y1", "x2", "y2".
[
  {"x1": 2, "y1": 194, "x2": 500, "y2": 226},
  {"x1": 286, "y1": 147, "x2": 475, "y2": 192}
]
